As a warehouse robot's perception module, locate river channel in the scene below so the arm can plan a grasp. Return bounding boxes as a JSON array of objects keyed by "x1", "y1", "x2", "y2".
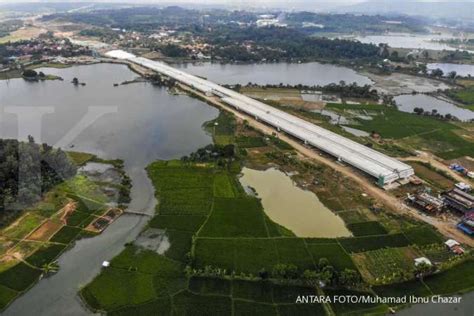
[{"x1": 0, "y1": 63, "x2": 218, "y2": 315}]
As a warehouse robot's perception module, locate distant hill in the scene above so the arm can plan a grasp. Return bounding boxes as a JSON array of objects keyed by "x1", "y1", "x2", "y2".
[{"x1": 337, "y1": 0, "x2": 474, "y2": 20}]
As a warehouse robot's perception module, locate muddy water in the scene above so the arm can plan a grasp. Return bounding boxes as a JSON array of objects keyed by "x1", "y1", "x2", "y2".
[{"x1": 239, "y1": 168, "x2": 351, "y2": 238}]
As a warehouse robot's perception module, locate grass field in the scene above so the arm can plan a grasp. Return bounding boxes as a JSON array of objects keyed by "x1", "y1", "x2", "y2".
[{"x1": 447, "y1": 86, "x2": 474, "y2": 111}]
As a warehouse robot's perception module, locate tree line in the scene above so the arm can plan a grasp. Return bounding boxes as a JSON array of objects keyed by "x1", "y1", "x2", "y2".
[
  {"x1": 228, "y1": 81, "x2": 379, "y2": 100},
  {"x1": 0, "y1": 137, "x2": 77, "y2": 225}
]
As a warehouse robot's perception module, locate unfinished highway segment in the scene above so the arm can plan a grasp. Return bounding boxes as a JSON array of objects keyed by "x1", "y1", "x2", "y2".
[{"x1": 106, "y1": 50, "x2": 414, "y2": 186}]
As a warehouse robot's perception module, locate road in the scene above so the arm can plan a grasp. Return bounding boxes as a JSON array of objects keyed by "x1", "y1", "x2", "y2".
[
  {"x1": 178, "y1": 84, "x2": 474, "y2": 247},
  {"x1": 400, "y1": 153, "x2": 473, "y2": 186}
]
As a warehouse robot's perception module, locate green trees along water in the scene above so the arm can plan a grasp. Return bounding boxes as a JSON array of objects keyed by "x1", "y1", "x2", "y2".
[{"x1": 0, "y1": 137, "x2": 77, "y2": 225}]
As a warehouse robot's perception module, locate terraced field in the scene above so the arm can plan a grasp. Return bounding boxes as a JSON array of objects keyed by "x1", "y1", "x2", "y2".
[{"x1": 0, "y1": 154, "x2": 129, "y2": 310}]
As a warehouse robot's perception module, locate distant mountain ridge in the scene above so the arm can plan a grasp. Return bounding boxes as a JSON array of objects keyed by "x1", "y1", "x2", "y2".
[{"x1": 336, "y1": 0, "x2": 474, "y2": 20}]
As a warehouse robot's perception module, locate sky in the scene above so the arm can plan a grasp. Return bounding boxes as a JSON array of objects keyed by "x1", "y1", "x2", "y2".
[{"x1": 0, "y1": 0, "x2": 365, "y2": 4}]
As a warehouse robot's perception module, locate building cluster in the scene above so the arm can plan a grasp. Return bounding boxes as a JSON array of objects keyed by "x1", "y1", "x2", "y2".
[
  {"x1": 1, "y1": 37, "x2": 92, "y2": 69},
  {"x1": 407, "y1": 183, "x2": 474, "y2": 236}
]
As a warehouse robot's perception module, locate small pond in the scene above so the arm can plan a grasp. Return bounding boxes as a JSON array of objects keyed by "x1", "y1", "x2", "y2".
[{"x1": 239, "y1": 168, "x2": 352, "y2": 238}]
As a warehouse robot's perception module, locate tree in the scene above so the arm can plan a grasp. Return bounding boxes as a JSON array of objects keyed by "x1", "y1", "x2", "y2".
[
  {"x1": 272, "y1": 263, "x2": 298, "y2": 279},
  {"x1": 447, "y1": 71, "x2": 457, "y2": 83},
  {"x1": 339, "y1": 269, "x2": 360, "y2": 286},
  {"x1": 431, "y1": 68, "x2": 444, "y2": 78},
  {"x1": 303, "y1": 269, "x2": 320, "y2": 286},
  {"x1": 413, "y1": 107, "x2": 424, "y2": 115},
  {"x1": 0, "y1": 138, "x2": 77, "y2": 223},
  {"x1": 415, "y1": 262, "x2": 433, "y2": 281},
  {"x1": 42, "y1": 262, "x2": 59, "y2": 275},
  {"x1": 258, "y1": 268, "x2": 269, "y2": 279},
  {"x1": 22, "y1": 69, "x2": 38, "y2": 79},
  {"x1": 318, "y1": 258, "x2": 329, "y2": 270}
]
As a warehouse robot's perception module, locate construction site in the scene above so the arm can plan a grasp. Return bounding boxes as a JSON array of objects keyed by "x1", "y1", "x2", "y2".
[{"x1": 105, "y1": 49, "x2": 414, "y2": 187}]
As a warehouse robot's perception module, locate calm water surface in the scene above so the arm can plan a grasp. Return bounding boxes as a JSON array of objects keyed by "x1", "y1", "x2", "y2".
[
  {"x1": 398, "y1": 291, "x2": 474, "y2": 316},
  {"x1": 352, "y1": 33, "x2": 471, "y2": 52},
  {"x1": 239, "y1": 168, "x2": 351, "y2": 238},
  {"x1": 0, "y1": 63, "x2": 218, "y2": 315},
  {"x1": 428, "y1": 63, "x2": 474, "y2": 77},
  {"x1": 394, "y1": 94, "x2": 474, "y2": 121},
  {"x1": 174, "y1": 62, "x2": 373, "y2": 86}
]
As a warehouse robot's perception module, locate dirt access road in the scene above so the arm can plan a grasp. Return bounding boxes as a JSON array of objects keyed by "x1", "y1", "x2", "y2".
[
  {"x1": 400, "y1": 152, "x2": 473, "y2": 186},
  {"x1": 179, "y1": 84, "x2": 474, "y2": 247}
]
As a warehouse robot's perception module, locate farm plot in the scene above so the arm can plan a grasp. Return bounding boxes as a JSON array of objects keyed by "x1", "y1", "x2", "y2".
[
  {"x1": 234, "y1": 300, "x2": 277, "y2": 316},
  {"x1": 26, "y1": 244, "x2": 67, "y2": 268},
  {"x1": 423, "y1": 260, "x2": 474, "y2": 295},
  {"x1": 2, "y1": 213, "x2": 45, "y2": 240},
  {"x1": 374, "y1": 279, "x2": 432, "y2": 299},
  {"x1": 0, "y1": 262, "x2": 42, "y2": 292},
  {"x1": 346, "y1": 221, "x2": 387, "y2": 237},
  {"x1": 403, "y1": 226, "x2": 444, "y2": 246},
  {"x1": 351, "y1": 247, "x2": 421, "y2": 284},
  {"x1": 339, "y1": 234, "x2": 410, "y2": 253},
  {"x1": 306, "y1": 242, "x2": 356, "y2": 271},
  {"x1": 82, "y1": 247, "x2": 185, "y2": 312},
  {"x1": 108, "y1": 297, "x2": 172, "y2": 316},
  {"x1": 149, "y1": 215, "x2": 206, "y2": 232},
  {"x1": 324, "y1": 288, "x2": 388, "y2": 315},
  {"x1": 408, "y1": 162, "x2": 455, "y2": 191},
  {"x1": 419, "y1": 244, "x2": 455, "y2": 265},
  {"x1": 0, "y1": 285, "x2": 18, "y2": 310},
  {"x1": 50, "y1": 226, "x2": 82, "y2": 244},
  {"x1": 326, "y1": 103, "x2": 474, "y2": 159},
  {"x1": 189, "y1": 277, "x2": 232, "y2": 296},
  {"x1": 25, "y1": 219, "x2": 63, "y2": 242},
  {"x1": 198, "y1": 197, "x2": 268, "y2": 238},
  {"x1": 172, "y1": 291, "x2": 232, "y2": 316},
  {"x1": 337, "y1": 210, "x2": 369, "y2": 224},
  {"x1": 213, "y1": 172, "x2": 239, "y2": 198}
]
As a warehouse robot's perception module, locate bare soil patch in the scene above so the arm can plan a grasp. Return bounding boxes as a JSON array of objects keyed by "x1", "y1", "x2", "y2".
[{"x1": 26, "y1": 220, "x2": 64, "y2": 242}]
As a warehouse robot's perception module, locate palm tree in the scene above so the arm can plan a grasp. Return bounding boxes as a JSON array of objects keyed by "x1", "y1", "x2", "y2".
[{"x1": 42, "y1": 262, "x2": 60, "y2": 275}]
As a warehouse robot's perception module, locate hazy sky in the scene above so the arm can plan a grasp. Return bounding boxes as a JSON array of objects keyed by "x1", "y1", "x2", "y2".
[{"x1": 0, "y1": 0, "x2": 365, "y2": 4}]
